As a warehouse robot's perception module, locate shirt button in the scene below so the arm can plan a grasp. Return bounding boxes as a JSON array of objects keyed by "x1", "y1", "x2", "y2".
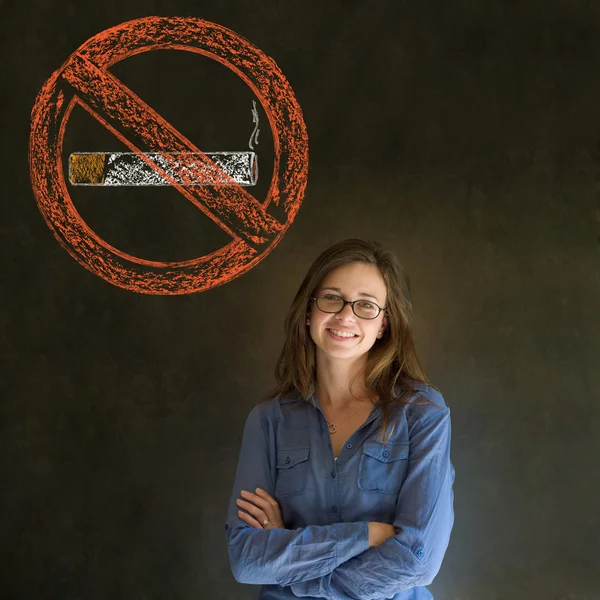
[
  {"x1": 285, "y1": 456, "x2": 291, "y2": 464},
  {"x1": 382, "y1": 450, "x2": 389, "y2": 458},
  {"x1": 346, "y1": 443, "x2": 352, "y2": 449},
  {"x1": 331, "y1": 471, "x2": 336, "y2": 478},
  {"x1": 415, "y1": 547, "x2": 424, "y2": 558},
  {"x1": 331, "y1": 506, "x2": 338, "y2": 512}
]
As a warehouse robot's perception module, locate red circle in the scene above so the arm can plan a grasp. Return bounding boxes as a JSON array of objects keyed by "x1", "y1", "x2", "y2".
[{"x1": 29, "y1": 17, "x2": 308, "y2": 294}]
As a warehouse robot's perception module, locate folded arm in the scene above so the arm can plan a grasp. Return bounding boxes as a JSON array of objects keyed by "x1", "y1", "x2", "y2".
[
  {"x1": 225, "y1": 403, "x2": 371, "y2": 586},
  {"x1": 290, "y1": 405, "x2": 455, "y2": 599}
]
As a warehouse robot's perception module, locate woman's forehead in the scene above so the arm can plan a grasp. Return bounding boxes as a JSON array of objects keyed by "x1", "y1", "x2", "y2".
[{"x1": 318, "y1": 263, "x2": 387, "y2": 301}]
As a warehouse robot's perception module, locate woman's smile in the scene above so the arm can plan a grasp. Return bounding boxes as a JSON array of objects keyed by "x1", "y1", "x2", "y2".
[{"x1": 326, "y1": 327, "x2": 360, "y2": 341}]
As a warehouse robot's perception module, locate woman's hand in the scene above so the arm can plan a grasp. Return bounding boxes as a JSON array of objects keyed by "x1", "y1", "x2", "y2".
[
  {"x1": 236, "y1": 488, "x2": 285, "y2": 529},
  {"x1": 368, "y1": 522, "x2": 397, "y2": 548}
]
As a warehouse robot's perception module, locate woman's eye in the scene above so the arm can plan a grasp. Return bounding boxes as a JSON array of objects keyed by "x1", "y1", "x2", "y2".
[
  {"x1": 358, "y1": 301, "x2": 374, "y2": 309},
  {"x1": 323, "y1": 294, "x2": 340, "y2": 300}
]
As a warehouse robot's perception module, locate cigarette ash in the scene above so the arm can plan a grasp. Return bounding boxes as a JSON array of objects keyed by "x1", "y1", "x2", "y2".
[{"x1": 103, "y1": 152, "x2": 257, "y2": 186}]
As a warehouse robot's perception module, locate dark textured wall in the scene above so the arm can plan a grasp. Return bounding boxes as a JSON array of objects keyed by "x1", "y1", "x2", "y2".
[{"x1": 2, "y1": 1, "x2": 600, "y2": 599}]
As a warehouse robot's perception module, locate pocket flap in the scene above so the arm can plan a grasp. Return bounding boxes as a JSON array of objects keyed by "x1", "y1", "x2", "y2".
[
  {"x1": 277, "y1": 446, "x2": 310, "y2": 469},
  {"x1": 362, "y1": 442, "x2": 408, "y2": 463}
]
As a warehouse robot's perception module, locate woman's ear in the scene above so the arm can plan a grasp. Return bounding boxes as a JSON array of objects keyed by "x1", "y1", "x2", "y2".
[{"x1": 378, "y1": 313, "x2": 389, "y2": 337}]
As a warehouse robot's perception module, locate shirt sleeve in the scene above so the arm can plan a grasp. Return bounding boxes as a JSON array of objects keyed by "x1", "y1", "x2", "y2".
[
  {"x1": 290, "y1": 404, "x2": 455, "y2": 599},
  {"x1": 225, "y1": 402, "x2": 371, "y2": 587}
]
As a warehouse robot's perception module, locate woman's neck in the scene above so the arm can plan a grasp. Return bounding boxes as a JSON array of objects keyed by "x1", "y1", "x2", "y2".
[{"x1": 314, "y1": 353, "x2": 373, "y2": 411}]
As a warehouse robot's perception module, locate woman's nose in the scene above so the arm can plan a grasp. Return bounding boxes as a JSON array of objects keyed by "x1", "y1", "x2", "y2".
[{"x1": 336, "y1": 303, "x2": 355, "y2": 319}]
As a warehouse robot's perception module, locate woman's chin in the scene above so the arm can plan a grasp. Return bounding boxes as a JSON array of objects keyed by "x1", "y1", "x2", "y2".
[{"x1": 316, "y1": 343, "x2": 366, "y2": 361}]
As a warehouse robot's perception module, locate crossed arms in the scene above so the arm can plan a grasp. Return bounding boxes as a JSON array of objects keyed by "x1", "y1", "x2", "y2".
[{"x1": 225, "y1": 403, "x2": 455, "y2": 599}]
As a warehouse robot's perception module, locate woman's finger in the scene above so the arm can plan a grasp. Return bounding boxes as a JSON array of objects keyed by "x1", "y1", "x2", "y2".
[
  {"x1": 243, "y1": 489, "x2": 280, "y2": 515},
  {"x1": 240, "y1": 490, "x2": 271, "y2": 511},
  {"x1": 238, "y1": 510, "x2": 264, "y2": 529},
  {"x1": 255, "y1": 489, "x2": 283, "y2": 517},
  {"x1": 239, "y1": 488, "x2": 285, "y2": 529},
  {"x1": 254, "y1": 488, "x2": 279, "y2": 507},
  {"x1": 236, "y1": 498, "x2": 266, "y2": 521},
  {"x1": 251, "y1": 489, "x2": 284, "y2": 528}
]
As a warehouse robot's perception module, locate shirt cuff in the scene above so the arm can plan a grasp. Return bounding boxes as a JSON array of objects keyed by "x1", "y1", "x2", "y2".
[
  {"x1": 291, "y1": 521, "x2": 370, "y2": 597},
  {"x1": 336, "y1": 520, "x2": 370, "y2": 564}
]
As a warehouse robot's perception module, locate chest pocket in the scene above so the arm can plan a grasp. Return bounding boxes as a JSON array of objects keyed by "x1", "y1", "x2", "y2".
[
  {"x1": 357, "y1": 442, "x2": 409, "y2": 494},
  {"x1": 275, "y1": 446, "x2": 310, "y2": 498}
]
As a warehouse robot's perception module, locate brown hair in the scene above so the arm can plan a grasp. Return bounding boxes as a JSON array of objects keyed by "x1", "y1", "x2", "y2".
[{"x1": 263, "y1": 238, "x2": 438, "y2": 443}]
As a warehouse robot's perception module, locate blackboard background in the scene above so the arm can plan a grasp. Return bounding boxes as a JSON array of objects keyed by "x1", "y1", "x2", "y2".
[{"x1": 2, "y1": 1, "x2": 600, "y2": 599}]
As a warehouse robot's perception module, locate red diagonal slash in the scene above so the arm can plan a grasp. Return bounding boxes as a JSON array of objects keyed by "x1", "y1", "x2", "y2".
[{"x1": 61, "y1": 52, "x2": 281, "y2": 248}]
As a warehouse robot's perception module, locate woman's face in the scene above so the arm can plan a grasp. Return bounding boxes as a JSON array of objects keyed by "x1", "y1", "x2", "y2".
[{"x1": 307, "y1": 262, "x2": 388, "y2": 361}]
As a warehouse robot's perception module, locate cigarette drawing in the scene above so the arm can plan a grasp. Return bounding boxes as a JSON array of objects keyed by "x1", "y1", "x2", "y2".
[{"x1": 69, "y1": 151, "x2": 258, "y2": 186}]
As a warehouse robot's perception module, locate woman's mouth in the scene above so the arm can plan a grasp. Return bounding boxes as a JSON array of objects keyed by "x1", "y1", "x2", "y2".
[{"x1": 326, "y1": 327, "x2": 359, "y2": 341}]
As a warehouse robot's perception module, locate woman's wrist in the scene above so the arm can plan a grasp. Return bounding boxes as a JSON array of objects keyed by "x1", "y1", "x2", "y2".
[{"x1": 367, "y1": 522, "x2": 379, "y2": 548}]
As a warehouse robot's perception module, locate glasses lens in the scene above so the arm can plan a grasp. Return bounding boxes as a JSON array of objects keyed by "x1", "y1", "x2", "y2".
[
  {"x1": 353, "y1": 301, "x2": 379, "y2": 319},
  {"x1": 317, "y1": 294, "x2": 344, "y2": 313}
]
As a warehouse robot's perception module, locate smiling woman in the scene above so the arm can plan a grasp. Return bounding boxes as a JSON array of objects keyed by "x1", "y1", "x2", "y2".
[{"x1": 224, "y1": 238, "x2": 455, "y2": 600}]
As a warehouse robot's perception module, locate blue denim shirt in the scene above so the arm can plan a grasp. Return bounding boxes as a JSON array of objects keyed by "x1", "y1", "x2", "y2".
[{"x1": 225, "y1": 378, "x2": 455, "y2": 600}]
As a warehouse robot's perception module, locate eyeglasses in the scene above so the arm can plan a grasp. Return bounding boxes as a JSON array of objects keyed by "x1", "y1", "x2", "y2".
[{"x1": 311, "y1": 294, "x2": 385, "y2": 320}]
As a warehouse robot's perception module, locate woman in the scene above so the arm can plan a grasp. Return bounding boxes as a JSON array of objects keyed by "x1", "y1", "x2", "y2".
[{"x1": 225, "y1": 239, "x2": 455, "y2": 600}]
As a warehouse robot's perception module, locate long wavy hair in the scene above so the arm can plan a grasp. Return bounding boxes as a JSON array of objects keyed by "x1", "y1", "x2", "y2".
[{"x1": 263, "y1": 238, "x2": 438, "y2": 443}]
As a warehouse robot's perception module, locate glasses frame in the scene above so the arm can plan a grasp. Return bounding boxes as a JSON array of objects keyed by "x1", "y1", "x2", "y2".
[{"x1": 310, "y1": 294, "x2": 386, "y2": 320}]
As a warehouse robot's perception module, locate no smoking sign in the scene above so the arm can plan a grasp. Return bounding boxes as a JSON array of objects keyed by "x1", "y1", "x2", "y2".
[{"x1": 29, "y1": 17, "x2": 309, "y2": 294}]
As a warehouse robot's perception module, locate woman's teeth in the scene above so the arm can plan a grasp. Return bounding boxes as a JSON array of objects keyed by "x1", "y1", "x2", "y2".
[{"x1": 328, "y1": 328, "x2": 357, "y2": 338}]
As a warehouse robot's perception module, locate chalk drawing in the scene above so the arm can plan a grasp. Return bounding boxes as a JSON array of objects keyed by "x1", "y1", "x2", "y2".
[{"x1": 69, "y1": 151, "x2": 258, "y2": 186}]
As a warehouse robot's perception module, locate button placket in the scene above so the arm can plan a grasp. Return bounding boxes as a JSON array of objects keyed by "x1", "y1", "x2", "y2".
[{"x1": 329, "y1": 450, "x2": 341, "y2": 522}]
